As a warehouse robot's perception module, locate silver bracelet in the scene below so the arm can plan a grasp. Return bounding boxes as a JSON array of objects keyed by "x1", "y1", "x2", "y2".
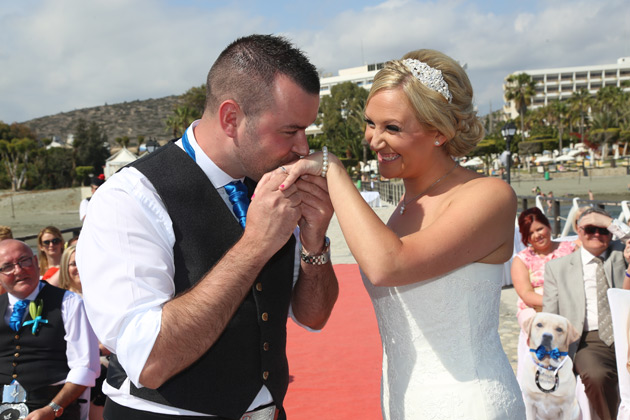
[
  {"x1": 321, "y1": 146, "x2": 329, "y2": 178},
  {"x1": 300, "y1": 237, "x2": 331, "y2": 265}
]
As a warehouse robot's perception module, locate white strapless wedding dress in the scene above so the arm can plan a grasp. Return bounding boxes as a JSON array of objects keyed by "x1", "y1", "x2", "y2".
[{"x1": 362, "y1": 263, "x2": 525, "y2": 420}]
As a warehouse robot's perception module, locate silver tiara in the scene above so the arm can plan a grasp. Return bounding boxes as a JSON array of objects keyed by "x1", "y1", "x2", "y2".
[{"x1": 402, "y1": 58, "x2": 452, "y2": 103}]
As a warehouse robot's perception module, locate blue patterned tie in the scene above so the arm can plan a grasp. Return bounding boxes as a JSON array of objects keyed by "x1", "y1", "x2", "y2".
[
  {"x1": 10, "y1": 299, "x2": 30, "y2": 332},
  {"x1": 224, "y1": 181, "x2": 250, "y2": 229}
]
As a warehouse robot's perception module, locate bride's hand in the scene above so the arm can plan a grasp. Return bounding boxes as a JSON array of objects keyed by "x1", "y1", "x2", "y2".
[{"x1": 279, "y1": 151, "x2": 329, "y2": 190}]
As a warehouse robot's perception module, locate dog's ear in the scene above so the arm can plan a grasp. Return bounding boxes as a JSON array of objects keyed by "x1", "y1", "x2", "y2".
[
  {"x1": 564, "y1": 318, "x2": 581, "y2": 346},
  {"x1": 522, "y1": 314, "x2": 536, "y2": 347}
]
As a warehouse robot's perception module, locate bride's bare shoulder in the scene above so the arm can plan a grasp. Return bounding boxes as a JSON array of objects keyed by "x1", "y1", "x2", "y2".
[{"x1": 454, "y1": 173, "x2": 516, "y2": 206}]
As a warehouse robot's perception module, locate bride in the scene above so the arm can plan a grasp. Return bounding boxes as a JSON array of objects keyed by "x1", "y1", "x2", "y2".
[{"x1": 274, "y1": 49, "x2": 525, "y2": 419}]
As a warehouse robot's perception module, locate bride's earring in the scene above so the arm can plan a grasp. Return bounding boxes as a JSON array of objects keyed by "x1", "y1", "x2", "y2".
[{"x1": 434, "y1": 140, "x2": 440, "y2": 146}]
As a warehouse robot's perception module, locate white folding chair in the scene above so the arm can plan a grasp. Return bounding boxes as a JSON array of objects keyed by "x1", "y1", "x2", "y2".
[{"x1": 608, "y1": 288, "x2": 630, "y2": 420}]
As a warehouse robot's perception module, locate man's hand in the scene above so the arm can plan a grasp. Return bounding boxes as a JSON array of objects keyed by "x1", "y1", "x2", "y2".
[
  {"x1": 248, "y1": 171, "x2": 303, "y2": 258},
  {"x1": 295, "y1": 174, "x2": 333, "y2": 253},
  {"x1": 25, "y1": 383, "x2": 86, "y2": 419},
  {"x1": 26, "y1": 406, "x2": 56, "y2": 420},
  {"x1": 578, "y1": 212, "x2": 613, "y2": 229}
]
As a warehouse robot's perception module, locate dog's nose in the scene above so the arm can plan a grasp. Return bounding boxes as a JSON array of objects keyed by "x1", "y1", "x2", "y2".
[{"x1": 541, "y1": 332, "x2": 553, "y2": 347}]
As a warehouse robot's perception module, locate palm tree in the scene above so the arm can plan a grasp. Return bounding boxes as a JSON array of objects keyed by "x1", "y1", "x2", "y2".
[
  {"x1": 595, "y1": 86, "x2": 623, "y2": 114},
  {"x1": 567, "y1": 88, "x2": 592, "y2": 142},
  {"x1": 504, "y1": 73, "x2": 536, "y2": 136},
  {"x1": 114, "y1": 136, "x2": 130, "y2": 149},
  {"x1": 548, "y1": 100, "x2": 568, "y2": 151},
  {"x1": 165, "y1": 106, "x2": 200, "y2": 138}
]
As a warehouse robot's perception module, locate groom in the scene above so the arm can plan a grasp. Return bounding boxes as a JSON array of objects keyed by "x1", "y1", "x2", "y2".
[{"x1": 77, "y1": 34, "x2": 339, "y2": 420}]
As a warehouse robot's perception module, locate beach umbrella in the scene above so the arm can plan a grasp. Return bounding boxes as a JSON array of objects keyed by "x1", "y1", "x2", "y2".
[
  {"x1": 535, "y1": 155, "x2": 554, "y2": 164},
  {"x1": 555, "y1": 155, "x2": 575, "y2": 162}
]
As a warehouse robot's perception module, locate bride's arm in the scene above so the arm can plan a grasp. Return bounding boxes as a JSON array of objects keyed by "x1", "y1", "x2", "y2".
[{"x1": 280, "y1": 154, "x2": 516, "y2": 287}]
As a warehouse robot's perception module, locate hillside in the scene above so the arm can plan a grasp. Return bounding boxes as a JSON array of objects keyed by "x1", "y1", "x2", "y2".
[{"x1": 21, "y1": 95, "x2": 184, "y2": 145}]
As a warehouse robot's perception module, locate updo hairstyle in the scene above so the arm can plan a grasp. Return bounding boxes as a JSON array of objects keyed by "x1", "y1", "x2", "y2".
[{"x1": 367, "y1": 49, "x2": 484, "y2": 157}]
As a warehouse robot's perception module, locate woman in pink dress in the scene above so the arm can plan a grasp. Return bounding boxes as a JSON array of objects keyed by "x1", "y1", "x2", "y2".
[{"x1": 511, "y1": 207, "x2": 577, "y2": 383}]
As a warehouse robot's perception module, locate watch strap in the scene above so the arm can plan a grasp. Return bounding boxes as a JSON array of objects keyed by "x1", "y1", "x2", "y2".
[
  {"x1": 48, "y1": 401, "x2": 63, "y2": 417},
  {"x1": 300, "y1": 237, "x2": 331, "y2": 265}
]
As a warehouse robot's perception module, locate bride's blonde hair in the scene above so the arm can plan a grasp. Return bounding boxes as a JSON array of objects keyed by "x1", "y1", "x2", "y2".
[{"x1": 367, "y1": 49, "x2": 484, "y2": 157}]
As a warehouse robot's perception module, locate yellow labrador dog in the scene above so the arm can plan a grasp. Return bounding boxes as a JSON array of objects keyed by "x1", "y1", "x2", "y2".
[{"x1": 521, "y1": 312, "x2": 582, "y2": 420}]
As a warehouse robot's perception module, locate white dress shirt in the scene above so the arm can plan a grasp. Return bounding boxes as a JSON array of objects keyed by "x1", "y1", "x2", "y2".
[
  {"x1": 76, "y1": 121, "x2": 305, "y2": 416},
  {"x1": 4, "y1": 282, "x2": 101, "y2": 387},
  {"x1": 79, "y1": 198, "x2": 89, "y2": 222}
]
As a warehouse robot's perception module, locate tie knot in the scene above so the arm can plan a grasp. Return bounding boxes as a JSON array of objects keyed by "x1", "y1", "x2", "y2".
[
  {"x1": 15, "y1": 299, "x2": 30, "y2": 310},
  {"x1": 10, "y1": 299, "x2": 30, "y2": 332},
  {"x1": 224, "y1": 181, "x2": 248, "y2": 197},
  {"x1": 592, "y1": 256, "x2": 604, "y2": 265}
]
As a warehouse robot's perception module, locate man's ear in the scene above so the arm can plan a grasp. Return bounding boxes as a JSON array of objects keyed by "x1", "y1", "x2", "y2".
[{"x1": 218, "y1": 100, "x2": 241, "y2": 138}]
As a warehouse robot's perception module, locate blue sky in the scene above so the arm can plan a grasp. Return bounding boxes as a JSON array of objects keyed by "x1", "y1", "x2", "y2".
[{"x1": 1, "y1": 0, "x2": 628, "y2": 124}]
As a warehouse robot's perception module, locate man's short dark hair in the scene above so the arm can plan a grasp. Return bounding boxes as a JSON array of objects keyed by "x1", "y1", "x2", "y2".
[{"x1": 205, "y1": 34, "x2": 320, "y2": 117}]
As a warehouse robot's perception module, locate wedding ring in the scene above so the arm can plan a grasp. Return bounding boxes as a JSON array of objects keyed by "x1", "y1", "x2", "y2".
[{"x1": 280, "y1": 166, "x2": 287, "y2": 173}]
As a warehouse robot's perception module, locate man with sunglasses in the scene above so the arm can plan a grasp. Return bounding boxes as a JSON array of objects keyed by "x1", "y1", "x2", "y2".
[
  {"x1": 0, "y1": 240, "x2": 100, "y2": 419},
  {"x1": 543, "y1": 208, "x2": 630, "y2": 420}
]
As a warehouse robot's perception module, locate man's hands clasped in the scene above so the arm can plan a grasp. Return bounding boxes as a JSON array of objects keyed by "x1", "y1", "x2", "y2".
[{"x1": 252, "y1": 157, "x2": 333, "y2": 257}]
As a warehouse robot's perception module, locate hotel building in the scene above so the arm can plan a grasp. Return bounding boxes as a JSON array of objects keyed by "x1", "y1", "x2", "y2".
[
  {"x1": 307, "y1": 62, "x2": 386, "y2": 136},
  {"x1": 503, "y1": 57, "x2": 630, "y2": 119}
]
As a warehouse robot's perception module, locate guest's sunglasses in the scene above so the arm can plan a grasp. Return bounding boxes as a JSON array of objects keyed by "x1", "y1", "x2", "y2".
[
  {"x1": 42, "y1": 238, "x2": 62, "y2": 246},
  {"x1": 581, "y1": 225, "x2": 610, "y2": 236}
]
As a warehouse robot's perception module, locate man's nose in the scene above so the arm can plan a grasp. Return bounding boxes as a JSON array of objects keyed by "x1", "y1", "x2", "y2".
[{"x1": 292, "y1": 132, "x2": 310, "y2": 157}]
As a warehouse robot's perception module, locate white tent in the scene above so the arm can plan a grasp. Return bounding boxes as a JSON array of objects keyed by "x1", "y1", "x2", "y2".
[{"x1": 104, "y1": 147, "x2": 138, "y2": 179}]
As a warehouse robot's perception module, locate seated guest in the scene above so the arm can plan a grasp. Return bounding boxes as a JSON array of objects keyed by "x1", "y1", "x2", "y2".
[
  {"x1": 543, "y1": 208, "x2": 630, "y2": 420},
  {"x1": 511, "y1": 207, "x2": 577, "y2": 384},
  {"x1": 37, "y1": 226, "x2": 65, "y2": 287},
  {"x1": 571, "y1": 206, "x2": 591, "y2": 248},
  {"x1": 0, "y1": 226, "x2": 12, "y2": 241},
  {"x1": 0, "y1": 227, "x2": 12, "y2": 295},
  {"x1": 67, "y1": 236, "x2": 79, "y2": 248},
  {"x1": 0, "y1": 239, "x2": 100, "y2": 419},
  {"x1": 59, "y1": 245, "x2": 107, "y2": 420},
  {"x1": 79, "y1": 176, "x2": 104, "y2": 222},
  {"x1": 59, "y1": 245, "x2": 81, "y2": 295}
]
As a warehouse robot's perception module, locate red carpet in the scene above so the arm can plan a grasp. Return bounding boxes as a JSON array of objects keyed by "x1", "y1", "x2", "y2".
[{"x1": 284, "y1": 264, "x2": 383, "y2": 419}]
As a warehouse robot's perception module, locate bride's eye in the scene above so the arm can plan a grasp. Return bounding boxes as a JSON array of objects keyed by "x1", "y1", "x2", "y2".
[
  {"x1": 364, "y1": 117, "x2": 375, "y2": 128},
  {"x1": 386, "y1": 125, "x2": 401, "y2": 132}
]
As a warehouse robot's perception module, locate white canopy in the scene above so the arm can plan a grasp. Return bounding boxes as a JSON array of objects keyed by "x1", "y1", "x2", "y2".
[
  {"x1": 461, "y1": 157, "x2": 484, "y2": 167},
  {"x1": 555, "y1": 155, "x2": 575, "y2": 162},
  {"x1": 535, "y1": 155, "x2": 554, "y2": 164}
]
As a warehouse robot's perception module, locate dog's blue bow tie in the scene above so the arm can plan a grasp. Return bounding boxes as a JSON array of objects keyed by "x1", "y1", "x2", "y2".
[{"x1": 530, "y1": 345, "x2": 568, "y2": 360}]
